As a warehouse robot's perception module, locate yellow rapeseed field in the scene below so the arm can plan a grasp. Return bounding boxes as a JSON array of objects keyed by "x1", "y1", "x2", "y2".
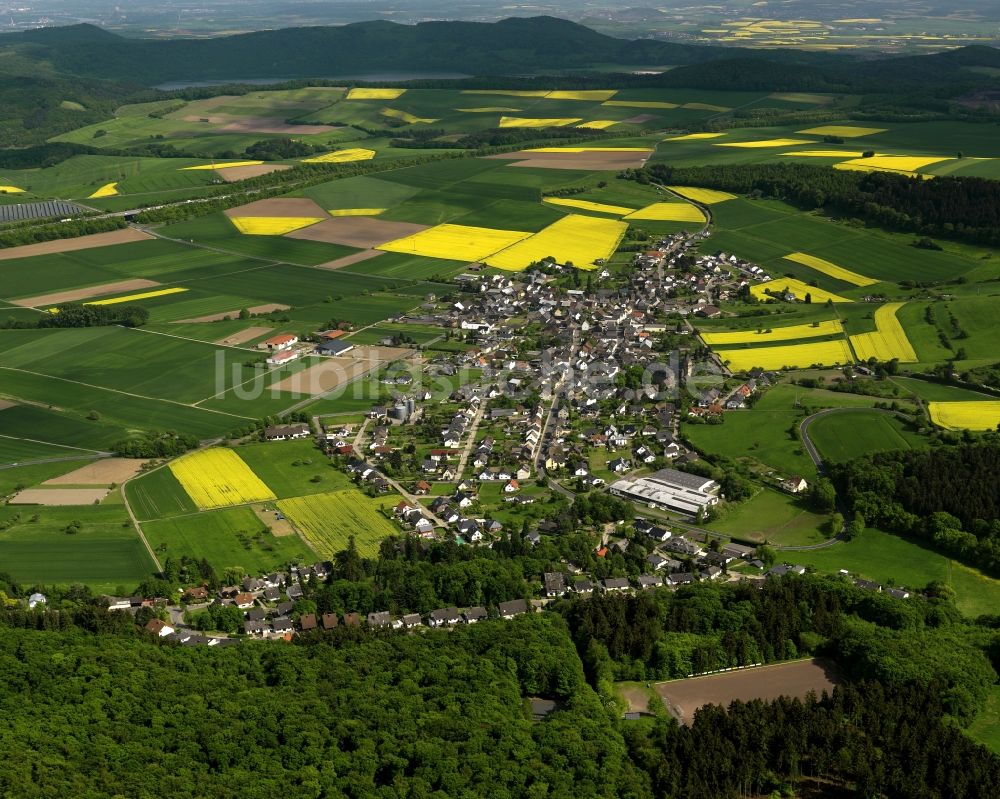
[
  {"x1": 182, "y1": 161, "x2": 264, "y2": 171},
  {"x1": 484, "y1": 214, "x2": 627, "y2": 272},
  {"x1": 717, "y1": 138, "x2": 817, "y2": 148},
  {"x1": 797, "y1": 125, "x2": 887, "y2": 137},
  {"x1": 346, "y1": 88, "x2": 406, "y2": 100},
  {"x1": 380, "y1": 108, "x2": 437, "y2": 124},
  {"x1": 717, "y1": 339, "x2": 854, "y2": 371},
  {"x1": 377, "y1": 224, "x2": 531, "y2": 262},
  {"x1": 230, "y1": 217, "x2": 324, "y2": 235},
  {"x1": 86, "y1": 287, "x2": 188, "y2": 306},
  {"x1": 546, "y1": 90, "x2": 618, "y2": 101},
  {"x1": 543, "y1": 197, "x2": 635, "y2": 216},
  {"x1": 928, "y1": 401, "x2": 1000, "y2": 431},
  {"x1": 624, "y1": 203, "x2": 706, "y2": 223},
  {"x1": 499, "y1": 117, "x2": 583, "y2": 128},
  {"x1": 328, "y1": 208, "x2": 386, "y2": 216},
  {"x1": 603, "y1": 100, "x2": 679, "y2": 109},
  {"x1": 779, "y1": 150, "x2": 866, "y2": 158},
  {"x1": 0, "y1": 185, "x2": 24, "y2": 193},
  {"x1": 700, "y1": 319, "x2": 844, "y2": 345},
  {"x1": 836, "y1": 155, "x2": 950, "y2": 172},
  {"x1": 784, "y1": 251, "x2": 877, "y2": 287},
  {"x1": 683, "y1": 102, "x2": 731, "y2": 112},
  {"x1": 576, "y1": 120, "x2": 619, "y2": 129},
  {"x1": 169, "y1": 448, "x2": 276, "y2": 509},
  {"x1": 832, "y1": 163, "x2": 934, "y2": 180},
  {"x1": 664, "y1": 132, "x2": 725, "y2": 141},
  {"x1": 302, "y1": 148, "x2": 376, "y2": 164},
  {"x1": 88, "y1": 182, "x2": 119, "y2": 198},
  {"x1": 750, "y1": 278, "x2": 850, "y2": 304},
  {"x1": 849, "y1": 302, "x2": 918, "y2": 362},
  {"x1": 667, "y1": 186, "x2": 736, "y2": 204},
  {"x1": 525, "y1": 147, "x2": 652, "y2": 153}
]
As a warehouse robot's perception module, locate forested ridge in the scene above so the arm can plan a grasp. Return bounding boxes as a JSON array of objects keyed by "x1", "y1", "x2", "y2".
[
  {"x1": 639, "y1": 162, "x2": 1000, "y2": 246},
  {"x1": 3, "y1": 570, "x2": 1000, "y2": 797},
  {"x1": 830, "y1": 440, "x2": 1000, "y2": 575}
]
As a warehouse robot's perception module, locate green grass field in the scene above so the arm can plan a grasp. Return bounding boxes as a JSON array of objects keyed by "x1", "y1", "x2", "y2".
[
  {"x1": 125, "y1": 466, "x2": 198, "y2": 521},
  {"x1": 142, "y1": 505, "x2": 313, "y2": 574},
  {"x1": 711, "y1": 487, "x2": 829, "y2": 546},
  {"x1": 807, "y1": 411, "x2": 925, "y2": 463},
  {"x1": 277, "y1": 489, "x2": 401, "y2": 557},
  {"x1": 0, "y1": 458, "x2": 100, "y2": 497},
  {"x1": 234, "y1": 439, "x2": 354, "y2": 499},
  {"x1": 968, "y1": 686, "x2": 1000, "y2": 755},
  {"x1": 0, "y1": 505, "x2": 154, "y2": 592}
]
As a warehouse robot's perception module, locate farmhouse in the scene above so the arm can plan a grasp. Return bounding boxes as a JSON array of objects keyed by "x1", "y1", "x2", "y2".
[
  {"x1": 266, "y1": 349, "x2": 299, "y2": 366},
  {"x1": 260, "y1": 333, "x2": 298, "y2": 351},
  {"x1": 610, "y1": 467, "x2": 720, "y2": 516},
  {"x1": 264, "y1": 423, "x2": 310, "y2": 441}
]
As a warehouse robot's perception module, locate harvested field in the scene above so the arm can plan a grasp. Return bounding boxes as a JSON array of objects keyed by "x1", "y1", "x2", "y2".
[
  {"x1": 286, "y1": 217, "x2": 428, "y2": 249},
  {"x1": 43, "y1": 458, "x2": 149, "y2": 486},
  {"x1": 214, "y1": 326, "x2": 272, "y2": 346},
  {"x1": 223, "y1": 197, "x2": 328, "y2": 219},
  {"x1": 171, "y1": 303, "x2": 290, "y2": 324},
  {"x1": 11, "y1": 487, "x2": 110, "y2": 505},
  {"x1": 489, "y1": 150, "x2": 652, "y2": 170},
  {"x1": 272, "y1": 346, "x2": 410, "y2": 395},
  {"x1": 655, "y1": 659, "x2": 840, "y2": 725},
  {"x1": 216, "y1": 164, "x2": 291, "y2": 182},
  {"x1": 218, "y1": 117, "x2": 338, "y2": 134},
  {"x1": 0, "y1": 228, "x2": 152, "y2": 261},
  {"x1": 10, "y1": 278, "x2": 160, "y2": 308},
  {"x1": 0, "y1": 400, "x2": 15, "y2": 411},
  {"x1": 316, "y1": 250, "x2": 386, "y2": 270}
]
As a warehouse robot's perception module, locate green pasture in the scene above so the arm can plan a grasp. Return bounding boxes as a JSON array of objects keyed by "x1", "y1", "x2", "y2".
[
  {"x1": 807, "y1": 410, "x2": 925, "y2": 463},
  {"x1": 969, "y1": 686, "x2": 1000, "y2": 755},
  {"x1": 0, "y1": 504, "x2": 155, "y2": 592},
  {"x1": 125, "y1": 466, "x2": 198, "y2": 521},
  {"x1": 0, "y1": 458, "x2": 99, "y2": 496},
  {"x1": 711, "y1": 487, "x2": 829, "y2": 547},
  {"x1": 142, "y1": 504, "x2": 313, "y2": 574},
  {"x1": 233, "y1": 439, "x2": 353, "y2": 499}
]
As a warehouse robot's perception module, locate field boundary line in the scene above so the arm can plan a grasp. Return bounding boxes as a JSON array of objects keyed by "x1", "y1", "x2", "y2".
[
  {"x1": 0, "y1": 432, "x2": 110, "y2": 456},
  {"x1": 0, "y1": 366, "x2": 256, "y2": 421}
]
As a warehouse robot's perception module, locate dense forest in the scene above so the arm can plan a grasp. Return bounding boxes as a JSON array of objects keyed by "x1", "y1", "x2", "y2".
[
  {"x1": 1, "y1": 570, "x2": 1000, "y2": 797},
  {"x1": 830, "y1": 440, "x2": 1000, "y2": 574},
  {"x1": 638, "y1": 162, "x2": 1000, "y2": 246}
]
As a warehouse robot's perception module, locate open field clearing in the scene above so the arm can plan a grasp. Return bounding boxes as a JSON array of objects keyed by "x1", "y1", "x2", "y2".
[
  {"x1": 784, "y1": 251, "x2": 877, "y2": 286},
  {"x1": 849, "y1": 302, "x2": 918, "y2": 362},
  {"x1": 0, "y1": 228, "x2": 152, "y2": 261},
  {"x1": 700, "y1": 319, "x2": 844, "y2": 345},
  {"x1": 718, "y1": 138, "x2": 816, "y2": 148},
  {"x1": 667, "y1": 186, "x2": 736, "y2": 204},
  {"x1": 169, "y1": 448, "x2": 277, "y2": 509},
  {"x1": 182, "y1": 160, "x2": 264, "y2": 171},
  {"x1": 10, "y1": 278, "x2": 160, "y2": 308},
  {"x1": 43, "y1": 458, "x2": 148, "y2": 486},
  {"x1": 346, "y1": 88, "x2": 405, "y2": 100},
  {"x1": 718, "y1": 338, "x2": 854, "y2": 371},
  {"x1": 808, "y1": 411, "x2": 921, "y2": 462},
  {"x1": 278, "y1": 490, "x2": 400, "y2": 557},
  {"x1": 928, "y1": 401, "x2": 1000, "y2": 431},
  {"x1": 751, "y1": 278, "x2": 850, "y2": 304},
  {"x1": 797, "y1": 125, "x2": 887, "y2": 137},
  {"x1": 87, "y1": 287, "x2": 188, "y2": 306},
  {"x1": 172, "y1": 304, "x2": 289, "y2": 324},
  {"x1": 653, "y1": 659, "x2": 840, "y2": 725},
  {"x1": 542, "y1": 197, "x2": 634, "y2": 215},
  {"x1": 378, "y1": 223, "x2": 530, "y2": 261},
  {"x1": 485, "y1": 214, "x2": 627, "y2": 271},
  {"x1": 0, "y1": 505, "x2": 153, "y2": 591},
  {"x1": 287, "y1": 217, "x2": 427, "y2": 248},
  {"x1": 216, "y1": 164, "x2": 291, "y2": 181},
  {"x1": 142, "y1": 505, "x2": 312, "y2": 574},
  {"x1": 498, "y1": 117, "x2": 582, "y2": 128},
  {"x1": 214, "y1": 326, "x2": 272, "y2": 346},
  {"x1": 624, "y1": 202, "x2": 706, "y2": 223},
  {"x1": 11, "y1": 487, "x2": 110, "y2": 505},
  {"x1": 88, "y1": 182, "x2": 118, "y2": 198},
  {"x1": 302, "y1": 148, "x2": 376, "y2": 163},
  {"x1": 712, "y1": 488, "x2": 829, "y2": 546}
]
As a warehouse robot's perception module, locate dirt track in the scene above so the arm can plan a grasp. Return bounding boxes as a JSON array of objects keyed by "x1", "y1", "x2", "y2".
[
  {"x1": 43, "y1": 458, "x2": 148, "y2": 486},
  {"x1": 0, "y1": 228, "x2": 152, "y2": 262},
  {"x1": 654, "y1": 659, "x2": 840, "y2": 725},
  {"x1": 286, "y1": 217, "x2": 428, "y2": 249},
  {"x1": 11, "y1": 278, "x2": 160, "y2": 308}
]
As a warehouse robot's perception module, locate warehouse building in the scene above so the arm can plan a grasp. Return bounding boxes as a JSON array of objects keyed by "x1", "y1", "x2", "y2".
[{"x1": 609, "y1": 467, "x2": 720, "y2": 516}]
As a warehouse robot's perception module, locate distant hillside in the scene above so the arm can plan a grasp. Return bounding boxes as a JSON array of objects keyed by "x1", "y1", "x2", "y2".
[{"x1": 1, "y1": 17, "x2": 729, "y2": 83}]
